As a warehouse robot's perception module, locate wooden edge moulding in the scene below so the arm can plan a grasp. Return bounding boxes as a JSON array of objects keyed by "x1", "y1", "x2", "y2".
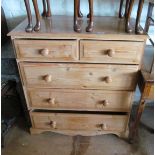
[{"x1": 24, "y1": 0, "x2": 145, "y2": 34}]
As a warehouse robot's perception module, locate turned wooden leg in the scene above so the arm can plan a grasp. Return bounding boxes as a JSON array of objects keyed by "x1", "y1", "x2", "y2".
[
  {"x1": 135, "y1": 0, "x2": 144, "y2": 34},
  {"x1": 24, "y1": 0, "x2": 33, "y2": 32},
  {"x1": 119, "y1": 0, "x2": 130, "y2": 19},
  {"x1": 87, "y1": 13, "x2": 90, "y2": 18},
  {"x1": 125, "y1": 0, "x2": 135, "y2": 33},
  {"x1": 119, "y1": 0, "x2": 124, "y2": 18},
  {"x1": 32, "y1": 0, "x2": 41, "y2": 31},
  {"x1": 46, "y1": 0, "x2": 52, "y2": 17},
  {"x1": 144, "y1": 2, "x2": 154, "y2": 33},
  {"x1": 86, "y1": 0, "x2": 93, "y2": 32},
  {"x1": 78, "y1": 0, "x2": 83, "y2": 18},
  {"x1": 125, "y1": 0, "x2": 130, "y2": 18},
  {"x1": 129, "y1": 97, "x2": 146, "y2": 143},
  {"x1": 42, "y1": 0, "x2": 47, "y2": 17},
  {"x1": 87, "y1": 1, "x2": 90, "y2": 19},
  {"x1": 74, "y1": 0, "x2": 81, "y2": 32}
]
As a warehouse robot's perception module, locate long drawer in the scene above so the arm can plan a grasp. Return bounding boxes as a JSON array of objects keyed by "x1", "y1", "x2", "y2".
[
  {"x1": 19, "y1": 63, "x2": 138, "y2": 90},
  {"x1": 30, "y1": 112, "x2": 128, "y2": 132},
  {"x1": 27, "y1": 88, "x2": 133, "y2": 112},
  {"x1": 80, "y1": 40, "x2": 144, "y2": 64},
  {"x1": 14, "y1": 40, "x2": 78, "y2": 61}
]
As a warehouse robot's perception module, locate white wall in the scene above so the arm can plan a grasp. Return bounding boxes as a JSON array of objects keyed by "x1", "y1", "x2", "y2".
[{"x1": 2, "y1": 0, "x2": 150, "y2": 31}]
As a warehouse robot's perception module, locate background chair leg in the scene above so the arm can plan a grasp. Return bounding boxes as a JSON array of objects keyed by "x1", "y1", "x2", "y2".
[
  {"x1": 78, "y1": 0, "x2": 83, "y2": 18},
  {"x1": 125, "y1": 0, "x2": 135, "y2": 33},
  {"x1": 46, "y1": 0, "x2": 52, "y2": 17},
  {"x1": 144, "y1": 2, "x2": 154, "y2": 33},
  {"x1": 74, "y1": 0, "x2": 81, "y2": 32},
  {"x1": 32, "y1": 0, "x2": 41, "y2": 31},
  {"x1": 125, "y1": 0, "x2": 130, "y2": 18},
  {"x1": 119, "y1": 0, "x2": 125, "y2": 18},
  {"x1": 42, "y1": 0, "x2": 47, "y2": 17},
  {"x1": 135, "y1": 0, "x2": 144, "y2": 34},
  {"x1": 86, "y1": 0, "x2": 94, "y2": 32},
  {"x1": 24, "y1": 0, "x2": 33, "y2": 32}
]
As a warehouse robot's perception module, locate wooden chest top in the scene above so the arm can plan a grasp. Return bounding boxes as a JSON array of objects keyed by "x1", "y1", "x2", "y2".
[{"x1": 8, "y1": 16, "x2": 147, "y2": 41}]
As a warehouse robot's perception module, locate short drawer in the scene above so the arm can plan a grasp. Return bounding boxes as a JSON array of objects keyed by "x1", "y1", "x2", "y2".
[
  {"x1": 80, "y1": 40, "x2": 144, "y2": 64},
  {"x1": 30, "y1": 112, "x2": 128, "y2": 132},
  {"x1": 27, "y1": 89, "x2": 133, "y2": 112},
  {"x1": 20, "y1": 63, "x2": 138, "y2": 90},
  {"x1": 14, "y1": 40, "x2": 78, "y2": 61}
]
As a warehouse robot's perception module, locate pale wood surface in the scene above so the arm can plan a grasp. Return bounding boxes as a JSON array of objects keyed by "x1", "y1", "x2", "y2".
[
  {"x1": 8, "y1": 16, "x2": 147, "y2": 41},
  {"x1": 14, "y1": 39, "x2": 78, "y2": 61},
  {"x1": 30, "y1": 127, "x2": 129, "y2": 137},
  {"x1": 143, "y1": 83, "x2": 154, "y2": 99},
  {"x1": 30, "y1": 111, "x2": 128, "y2": 132},
  {"x1": 27, "y1": 88, "x2": 133, "y2": 112},
  {"x1": 19, "y1": 62, "x2": 139, "y2": 90},
  {"x1": 148, "y1": 85, "x2": 154, "y2": 99},
  {"x1": 80, "y1": 40, "x2": 144, "y2": 64},
  {"x1": 9, "y1": 15, "x2": 147, "y2": 136},
  {"x1": 13, "y1": 39, "x2": 145, "y2": 64}
]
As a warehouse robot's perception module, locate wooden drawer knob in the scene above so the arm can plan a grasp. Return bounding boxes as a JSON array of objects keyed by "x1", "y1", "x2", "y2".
[
  {"x1": 48, "y1": 98, "x2": 56, "y2": 105},
  {"x1": 107, "y1": 49, "x2": 115, "y2": 57},
  {"x1": 49, "y1": 121, "x2": 56, "y2": 129},
  {"x1": 101, "y1": 124, "x2": 107, "y2": 130},
  {"x1": 40, "y1": 48, "x2": 49, "y2": 56},
  {"x1": 102, "y1": 100, "x2": 109, "y2": 106},
  {"x1": 105, "y1": 76, "x2": 112, "y2": 83},
  {"x1": 44, "y1": 75, "x2": 52, "y2": 82}
]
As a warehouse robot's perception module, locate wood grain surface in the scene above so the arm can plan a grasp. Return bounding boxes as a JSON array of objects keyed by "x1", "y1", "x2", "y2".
[
  {"x1": 19, "y1": 62, "x2": 139, "y2": 90},
  {"x1": 80, "y1": 40, "x2": 144, "y2": 64},
  {"x1": 8, "y1": 16, "x2": 147, "y2": 41},
  {"x1": 27, "y1": 88, "x2": 133, "y2": 112},
  {"x1": 14, "y1": 39, "x2": 78, "y2": 61},
  {"x1": 30, "y1": 111, "x2": 128, "y2": 132}
]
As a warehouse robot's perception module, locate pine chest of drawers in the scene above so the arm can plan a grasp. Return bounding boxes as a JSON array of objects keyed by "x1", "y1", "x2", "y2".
[{"x1": 9, "y1": 16, "x2": 147, "y2": 137}]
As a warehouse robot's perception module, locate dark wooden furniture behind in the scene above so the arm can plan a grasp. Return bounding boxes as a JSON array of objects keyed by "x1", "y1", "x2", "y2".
[
  {"x1": 24, "y1": 0, "x2": 51, "y2": 32},
  {"x1": 129, "y1": 0, "x2": 154, "y2": 142},
  {"x1": 129, "y1": 67, "x2": 154, "y2": 142},
  {"x1": 135, "y1": 0, "x2": 154, "y2": 34},
  {"x1": 74, "y1": 0, "x2": 94, "y2": 32},
  {"x1": 119, "y1": 0, "x2": 154, "y2": 34},
  {"x1": 145, "y1": 1, "x2": 154, "y2": 45},
  {"x1": 23, "y1": 0, "x2": 148, "y2": 34}
]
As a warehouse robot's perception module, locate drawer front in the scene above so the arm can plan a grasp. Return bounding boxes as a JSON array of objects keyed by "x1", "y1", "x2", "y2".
[
  {"x1": 14, "y1": 40, "x2": 78, "y2": 61},
  {"x1": 80, "y1": 40, "x2": 144, "y2": 64},
  {"x1": 30, "y1": 112, "x2": 128, "y2": 132},
  {"x1": 28, "y1": 89, "x2": 133, "y2": 112},
  {"x1": 20, "y1": 63, "x2": 138, "y2": 90}
]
